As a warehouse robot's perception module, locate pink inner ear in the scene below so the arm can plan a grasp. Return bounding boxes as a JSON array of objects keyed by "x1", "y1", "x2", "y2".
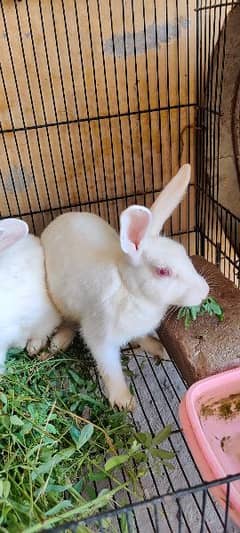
[
  {"x1": 128, "y1": 211, "x2": 151, "y2": 249},
  {"x1": 155, "y1": 266, "x2": 172, "y2": 277},
  {"x1": 0, "y1": 219, "x2": 29, "y2": 252}
]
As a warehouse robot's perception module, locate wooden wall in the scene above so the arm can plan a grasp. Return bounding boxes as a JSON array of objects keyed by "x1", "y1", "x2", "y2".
[{"x1": 0, "y1": 0, "x2": 230, "y2": 237}]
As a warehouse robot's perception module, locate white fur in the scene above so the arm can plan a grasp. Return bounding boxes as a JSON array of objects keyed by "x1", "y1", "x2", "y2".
[
  {"x1": 41, "y1": 165, "x2": 209, "y2": 410},
  {"x1": 0, "y1": 220, "x2": 61, "y2": 371}
]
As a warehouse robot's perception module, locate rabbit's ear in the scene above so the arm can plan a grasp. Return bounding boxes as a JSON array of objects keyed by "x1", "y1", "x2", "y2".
[
  {"x1": 0, "y1": 218, "x2": 29, "y2": 252},
  {"x1": 150, "y1": 164, "x2": 191, "y2": 236},
  {"x1": 120, "y1": 205, "x2": 152, "y2": 264}
]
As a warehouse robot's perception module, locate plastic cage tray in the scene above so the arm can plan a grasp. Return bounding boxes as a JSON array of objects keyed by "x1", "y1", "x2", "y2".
[{"x1": 51, "y1": 345, "x2": 240, "y2": 533}]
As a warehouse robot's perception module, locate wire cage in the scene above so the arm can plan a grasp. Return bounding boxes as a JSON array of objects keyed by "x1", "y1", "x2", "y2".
[{"x1": 0, "y1": 0, "x2": 240, "y2": 532}]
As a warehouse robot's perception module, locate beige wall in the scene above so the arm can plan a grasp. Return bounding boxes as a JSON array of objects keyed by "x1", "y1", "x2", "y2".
[{"x1": 0, "y1": 1, "x2": 230, "y2": 235}]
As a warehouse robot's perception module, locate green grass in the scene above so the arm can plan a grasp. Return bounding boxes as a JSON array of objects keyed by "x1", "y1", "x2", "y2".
[{"x1": 0, "y1": 339, "x2": 174, "y2": 532}]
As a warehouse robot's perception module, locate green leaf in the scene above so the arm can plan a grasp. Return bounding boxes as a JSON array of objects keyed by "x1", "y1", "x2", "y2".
[
  {"x1": 0, "y1": 392, "x2": 8, "y2": 408},
  {"x1": 135, "y1": 432, "x2": 152, "y2": 448},
  {"x1": 88, "y1": 471, "x2": 107, "y2": 482},
  {"x1": 202, "y1": 301, "x2": 210, "y2": 311},
  {"x1": 208, "y1": 297, "x2": 223, "y2": 316},
  {"x1": 27, "y1": 404, "x2": 37, "y2": 418},
  {"x1": 130, "y1": 439, "x2": 141, "y2": 452},
  {"x1": 1, "y1": 415, "x2": 10, "y2": 428},
  {"x1": 3, "y1": 480, "x2": 11, "y2": 498},
  {"x1": 45, "y1": 500, "x2": 72, "y2": 516},
  {"x1": 152, "y1": 425, "x2": 172, "y2": 446},
  {"x1": 68, "y1": 369, "x2": 85, "y2": 386},
  {"x1": 70, "y1": 425, "x2": 81, "y2": 447},
  {"x1": 10, "y1": 415, "x2": 24, "y2": 426},
  {"x1": 120, "y1": 512, "x2": 134, "y2": 533},
  {"x1": 46, "y1": 423, "x2": 57, "y2": 435},
  {"x1": 35, "y1": 484, "x2": 72, "y2": 496},
  {"x1": 177, "y1": 308, "x2": 186, "y2": 320},
  {"x1": 190, "y1": 306, "x2": 200, "y2": 321},
  {"x1": 105, "y1": 454, "x2": 129, "y2": 472},
  {"x1": 31, "y1": 447, "x2": 75, "y2": 480},
  {"x1": 76, "y1": 424, "x2": 94, "y2": 449},
  {"x1": 85, "y1": 484, "x2": 96, "y2": 500},
  {"x1": 70, "y1": 400, "x2": 80, "y2": 412},
  {"x1": 8, "y1": 499, "x2": 30, "y2": 513},
  {"x1": 20, "y1": 422, "x2": 32, "y2": 435},
  {"x1": 151, "y1": 448, "x2": 175, "y2": 460},
  {"x1": 133, "y1": 451, "x2": 147, "y2": 464},
  {"x1": 163, "y1": 461, "x2": 175, "y2": 471},
  {"x1": 73, "y1": 479, "x2": 84, "y2": 493},
  {"x1": 78, "y1": 394, "x2": 103, "y2": 407},
  {"x1": 184, "y1": 309, "x2": 192, "y2": 328}
]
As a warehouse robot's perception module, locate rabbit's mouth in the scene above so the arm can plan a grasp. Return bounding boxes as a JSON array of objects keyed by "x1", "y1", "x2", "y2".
[
  {"x1": 170, "y1": 277, "x2": 209, "y2": 308},
  {"x1": 180, "y1": 290, "x2": 209, "y2": 308}
]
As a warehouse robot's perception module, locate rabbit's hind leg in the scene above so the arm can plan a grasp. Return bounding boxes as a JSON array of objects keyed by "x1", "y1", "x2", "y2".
[
  {"x1": 134, "y1": 335, "x2": 166, "y2": 359},
  {"x1": 28, "y1": 325, "x2": 76, "y2": 360},
  {"x1": 49, "y1": 325, "x2": 76, "y2": 354}
]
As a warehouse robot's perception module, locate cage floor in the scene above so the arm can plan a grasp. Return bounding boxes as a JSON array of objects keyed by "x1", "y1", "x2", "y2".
[{"x1": 77, "y1": 345, "x2": 238, "y2": 533}]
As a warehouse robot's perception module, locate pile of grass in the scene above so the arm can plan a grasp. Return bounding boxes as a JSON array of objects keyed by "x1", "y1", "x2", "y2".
[{"x1": 0, "y1": 339, "x2": 173, "y2": 532}]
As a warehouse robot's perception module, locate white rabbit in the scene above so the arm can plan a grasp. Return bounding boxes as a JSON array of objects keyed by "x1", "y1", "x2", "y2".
[
  {"x1": 41, "y1": 165, "x2": 209, "y2": 410},
  {"x1": 0, "y1": 218, "x2": 75, "y2": 371}
]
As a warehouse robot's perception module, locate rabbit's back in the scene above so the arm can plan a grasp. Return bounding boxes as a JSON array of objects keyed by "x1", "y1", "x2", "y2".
[
  {"x1": 0, "y1": 235, "x2": 59, "y2": 349},
  {"x1": 42, "y1": 212, "x2": 119, "y2": 251},
  {"x1": 41, "y1": 212, "x2": 122, "y2": 321}
]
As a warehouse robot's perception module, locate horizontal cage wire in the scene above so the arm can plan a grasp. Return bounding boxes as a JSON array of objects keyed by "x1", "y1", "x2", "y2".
[
  {"x1": 0, "y1": 0, "x2": 240, "y2": 532},
  {"x1": 50, "y1": 348, "x2": 239, "y2": 533}
]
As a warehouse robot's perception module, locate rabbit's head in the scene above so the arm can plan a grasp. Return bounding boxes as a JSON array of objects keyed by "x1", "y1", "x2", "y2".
[
  {"x1": 120, "y1": 165, "x2": 209, "y2": 308},
  {"x1": 0, "y1": 218, "x2": 29, "y2": 253}
]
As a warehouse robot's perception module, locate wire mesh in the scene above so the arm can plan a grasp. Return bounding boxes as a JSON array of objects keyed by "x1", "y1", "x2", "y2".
[
  {"x1": 0, "y1": 0, "x2": 195, "y2": 235},
  {"x1": 47, "y1": 348, "x2": 239, "y2": 533},
  {"x1": 196, "y1": 0, "x2": 240, "y2": 284}
]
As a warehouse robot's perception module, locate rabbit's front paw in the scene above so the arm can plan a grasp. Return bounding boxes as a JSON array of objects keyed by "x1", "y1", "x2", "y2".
[
  {"x1": 109, "y1": 388, "x2": 136, "y2": 411},
  {"x1": 27, "y1": 337, "x2": 47, "y2": 357}
]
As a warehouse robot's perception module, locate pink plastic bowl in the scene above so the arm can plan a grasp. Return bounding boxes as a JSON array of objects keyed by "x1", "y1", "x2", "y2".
[{"x1": 179, "y1": 367, "x2": 240, "y2": 526}]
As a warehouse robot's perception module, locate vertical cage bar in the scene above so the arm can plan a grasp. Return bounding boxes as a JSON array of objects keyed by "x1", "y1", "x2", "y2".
[
  {"x1": 49, "y1": 0, "x2": 81, "y2": 209},
  {"x1": 14, "y1": 1, "x2": 53, "y2": 217},
  {"x1": 73, "y1": 0, "x2": 101, "y2": 216},
  {"x1": 165, "y1": 0, "x2": 173, "y2": 235},
  {"x1": 38, "y1": 0, "x2": 71, "y2": 209},
  {"x1": 130, "y1": 0, "x2": 146, "y2": 204},
  {"x1": 60, "y1": 0, "x2": 91, "y2": 209},
  {"x1": 96, "y1": 0, "x2": 121, "y2": 221},
  {"x1": 195, "y1": 0, "x2": 202, "y2": 255},
  {"x1": 153, "y1": 502, "x2": 160, "y2": 533},
  {"x1": 153, "y1": 0, "x2": 164, "y2": 195},
  {"x1": 223, "y1": 482, "x2": 230, "y2": 531},
  {"x1": 177, "y1": 498, "x2": 183, "y2": 533},
  {"x1": 200, "y1": 489, "x2": 207, "y2": 533},
  {"x1": 25, "y1": 0, "x2": 63, "y2": 216}
]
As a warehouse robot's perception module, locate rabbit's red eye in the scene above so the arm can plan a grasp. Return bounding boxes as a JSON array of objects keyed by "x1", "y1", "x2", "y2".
[{"x1": 155, "y1": 266, "x2": 172, "y2": 277}]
